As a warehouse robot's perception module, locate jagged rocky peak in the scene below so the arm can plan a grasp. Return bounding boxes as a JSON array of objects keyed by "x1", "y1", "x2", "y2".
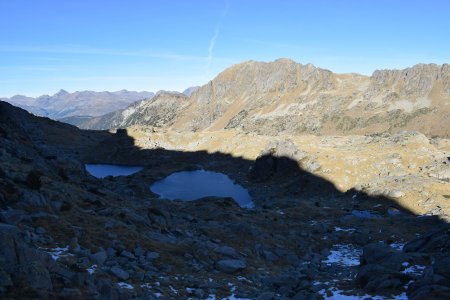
[
  {"x1": 370, "y1": 63, "x2": 450, "y2": 96},
  {"x1": 194, "y1": 58, "x2": 335, "y2": 104}
]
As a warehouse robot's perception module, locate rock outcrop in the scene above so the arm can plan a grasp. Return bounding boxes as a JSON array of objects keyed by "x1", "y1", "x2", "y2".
[{"x1": 81, "y1": 92, "x2": 189, "y2": 130}]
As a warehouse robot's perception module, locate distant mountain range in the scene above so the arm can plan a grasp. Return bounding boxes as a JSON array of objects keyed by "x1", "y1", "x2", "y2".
[
  {"x1": 76, "y1": 59, "x2": 450, "y2": 138},
  {"x1": 0, "y1": 89, "x2": 155, "y2": 120}
]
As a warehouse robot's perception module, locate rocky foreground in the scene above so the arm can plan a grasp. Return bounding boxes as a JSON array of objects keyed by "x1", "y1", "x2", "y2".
[{"x1": 1, "y1": 101, "x2": 450, "y2": 299}]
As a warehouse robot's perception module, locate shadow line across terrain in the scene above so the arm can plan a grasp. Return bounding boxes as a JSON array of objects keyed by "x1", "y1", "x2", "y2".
[{"x1": 1, "y1": 101, "x2": 448, "y2": 299}]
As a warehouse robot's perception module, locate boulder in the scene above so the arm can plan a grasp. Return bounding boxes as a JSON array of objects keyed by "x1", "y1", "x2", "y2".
[
  {"x1": 110, "y1": 266, "x2": 129, "y2": 280},
  {"x1": 356, "y1": 264, "x2": 409, "y2": 292},
  {"x1": 0, "y1": 209, "x2": 28, "y2": 225},
  {"x1": 360, "y1": 243, "x2": 407, "y2": 270},
  {"x1": 404, "y1": 224, "x2": 450, "y2": 254},
  {"x1": 90, "y1": 250, "x2": 108, "y2": 265},
  {"x1": 408, "y1": 284, "x2": 450, "y2": 300},
  {"x1": 433, "y1": 256, "x2": 450, "y2": 278},
  {"x1": 145, "y1": 251, "x2": 160, "y2": 261},
  {"x1": 216, "y1": 259, "x2": 246, "y2": 273},
  {"x1": 214, "y1": 246, "x2": 239, "y2": 258}
]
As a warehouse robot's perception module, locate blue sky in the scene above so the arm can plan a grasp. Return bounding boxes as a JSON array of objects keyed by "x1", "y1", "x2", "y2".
[{"x1": 1, "y1": 0, "x2": 449, "y2": 97}]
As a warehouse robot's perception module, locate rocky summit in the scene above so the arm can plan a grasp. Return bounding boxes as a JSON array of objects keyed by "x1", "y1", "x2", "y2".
[{"x1": 0, "y1": 60, "x2": 450, "y2": 300}]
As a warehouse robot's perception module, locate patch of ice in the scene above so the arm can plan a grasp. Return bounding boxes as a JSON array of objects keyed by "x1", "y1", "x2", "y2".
[
  {"x1": 236, "y1": 276, "x2": 252, "y2": 283},
  {"x1": 390, "y1": 242, "x2": 405, "y2": 251},
  {"x1": 141, "y1": 283, "x2": 153, "y2": 289},
  {"x1": 169, "y1": 285, "x2": 178, "y2": 294},
  {"x1": 117, "y1": 282, "x2": 134, "y2": 289},
  {"x1": 195, "y1": 283, "x2": 252, "y2": 300},
  {"x1": 323, "y1": 244, "x2": 362, "y2": 267},
  {"x1": 42, "y1": 245, "x2": 71, "y2": 261},
  {"x1": 402, "y1": 265, "x2": 426, "y2": 275},
  {"x1": 86, "y1": 264, "x2": 97, "y2": 274},
  {"x1": 319, "y1": 288, "x2": 408, "y2": 300},
  {"x1": 227, "y1": 295, "x2": 252, "y2": 300},
  {"x1": 222, "y1": 283, "x2": 252, "y2": 300},
  {"x1": 335, "y1": 227, "x2": 355, "y2": 232}
]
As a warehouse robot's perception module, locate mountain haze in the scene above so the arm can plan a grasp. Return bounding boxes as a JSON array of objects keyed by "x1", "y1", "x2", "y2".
[
  {"x1": 81, "y1": 92, "x2": 189, "y2": 130},
  {"x1": 1, "y1": 89, "x2": 154, "y2": 120},
  {"x1": 79, "y1": 59, "x2": 450, "y2": 138}
]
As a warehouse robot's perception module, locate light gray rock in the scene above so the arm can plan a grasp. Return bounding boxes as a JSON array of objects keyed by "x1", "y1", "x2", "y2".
[{"x1": 388, "y1": 190, "x2": 405, "y2": 198}]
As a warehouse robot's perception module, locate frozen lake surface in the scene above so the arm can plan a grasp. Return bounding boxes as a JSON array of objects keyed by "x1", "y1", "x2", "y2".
[
  {"x1": 150, "y1": 170, "x2": 254, "y2": 208},
  {"x1": 85, "y1": 164, "x2": 143, "y2": 178}
]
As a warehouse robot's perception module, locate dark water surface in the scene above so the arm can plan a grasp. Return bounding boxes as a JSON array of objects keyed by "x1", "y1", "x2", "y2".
[
  {"x1": 85, "y1": 164, "x2": 143, "y2": 179},
  {"x1": 150, "y1": 170, "x2": 254, "y2": 208}
]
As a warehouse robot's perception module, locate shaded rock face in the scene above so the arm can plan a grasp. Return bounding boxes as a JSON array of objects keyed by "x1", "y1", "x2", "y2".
[
  {"x1": 249, "y1": 139, "x2": 303, "y2": 181},
  {"x1": 79, "y1": 59, "x2": 449, "y2": 138},
  {"x1": 0, "y1": 224, "x2": 54, "y2": 294}
]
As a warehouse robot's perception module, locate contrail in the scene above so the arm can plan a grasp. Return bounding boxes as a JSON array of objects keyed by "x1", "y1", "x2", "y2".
[{"x1": 206, "y1": 0, "x2": 230, "y2": 74}]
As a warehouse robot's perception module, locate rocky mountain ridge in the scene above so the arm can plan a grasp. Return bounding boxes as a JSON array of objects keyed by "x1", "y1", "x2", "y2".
[
  {"x1": 80, "y1": 92, "x2": 189, "y2": 130},
  {"x1": 80, "y1": 59, "x2": 450, "y2": 138}
]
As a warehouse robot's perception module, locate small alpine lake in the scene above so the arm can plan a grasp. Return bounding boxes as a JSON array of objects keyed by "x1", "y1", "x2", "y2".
[
  {"x1": 85, "y1": 164, "x2": 144, "y2": 179},
  {"x1": 150, "y1": 170, "x2": 254, "y2": 208}
]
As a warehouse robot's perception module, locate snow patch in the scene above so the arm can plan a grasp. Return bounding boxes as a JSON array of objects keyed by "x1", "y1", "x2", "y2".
[
  {"x1": 117, "y1": 282, "x2": 134, "y2": 289},
  {"x1": 319, "y1": 288, "x2": 407, "y2": 300},
  {"x1": 390, "y1": 242, "x2": 405, "y2": 251},
  {"x1": 335, "y1": 227, "x2": 355, "y2": 232},
  {"x1": 323, "y1": 244, "x2": 362, "y2": 267},
  {"x1": 86, "y1": 264, "x2": 97, "y2": 274},
  {"x1": 42, "y1": 245, "x2": 72, "y2": 261},
  {"x1": 402, "y1": 264, "x2": 426, "y2": 275}
]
